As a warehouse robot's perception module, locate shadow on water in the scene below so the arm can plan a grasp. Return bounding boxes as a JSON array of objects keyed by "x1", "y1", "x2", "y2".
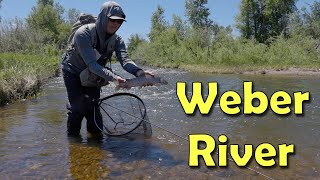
[
  {"x1": 102, "y1": 136, "x2": 184, "y2": 166},
  {"x1": 67, "y1": 135, "x2": 249, "y2": 179},
  {"x1": 66, "y1": 135, "x2": 184, "y2": 179}
]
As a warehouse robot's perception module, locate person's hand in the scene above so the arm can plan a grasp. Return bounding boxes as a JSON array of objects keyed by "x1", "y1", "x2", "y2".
[
  {"x1": 114, "y1": 75, "x2": 126, "y2": 83},
  {"x1": 114, "y1": 75, "x2": 129, "y2": 89},
  {"x1": 144, "y1": 70, "x2": 155, "y2": 77},
  {"x1": 136, "y1": 70, "x2": 155, "y2": 77},
  {"x1": 136, "y1": 70, "x2": 156, "y2": 87}
]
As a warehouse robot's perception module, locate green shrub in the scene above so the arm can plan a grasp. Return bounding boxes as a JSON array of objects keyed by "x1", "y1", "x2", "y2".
[
  {"x1": 266, "y1": 35, "x2": 320, "y2": 67},
  {"x1": 131, "y1": 26, "x2": 320, "y2": 71}
]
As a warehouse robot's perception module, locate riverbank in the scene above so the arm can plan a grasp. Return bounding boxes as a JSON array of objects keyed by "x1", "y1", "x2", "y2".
[
  {"x1": 0, "y1": 52, "x2": 318, "y2": 106},
  {"x1": 0, "y1": 53, "x2": 60, "y2": 106},
  {"x1": 242, "y1": 68, "x2": 320, "y2": 75},
  {"x1": 131, "y1": 32, "x2": 320, "y2": 76},
  {"x1": 179, "y1": 65, "x2": 320, "y2": 75},
  {"x1": 136, "y1": 61, "x2": 320, "y2": 76}
]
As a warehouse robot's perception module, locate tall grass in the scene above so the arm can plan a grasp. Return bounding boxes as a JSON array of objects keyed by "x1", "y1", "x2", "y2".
[
  {"x1": 0, "y1": 53, "x2": 60, "y2": 105},
  {"x1": 0, "y1": 18, "x2": 61, "y2": 105}
]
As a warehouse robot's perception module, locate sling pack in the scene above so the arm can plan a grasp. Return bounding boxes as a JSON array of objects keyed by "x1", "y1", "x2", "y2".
[
  {"x1": 67, "y1": 12, "x2": 116, "y2": 55},
  {"x1": 67, "y1": 13, "x2": 97, "y2": 46},
  {"x1": 62, "y1": 13, "x2": 98, "y2": 70}
]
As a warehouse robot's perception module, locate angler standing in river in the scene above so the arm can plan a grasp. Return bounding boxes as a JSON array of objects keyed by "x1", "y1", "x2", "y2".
[{"x1": 61, "y1": 1, "x2": 153, "y2": 137}]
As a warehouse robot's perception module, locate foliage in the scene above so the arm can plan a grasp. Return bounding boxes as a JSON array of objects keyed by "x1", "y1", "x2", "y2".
[
  {"x1": 131, "y1": 5, "x2": 320, "y2": 71},
  {"x1": 148, "y1": 5, "x2": 168, "y2": 42},
  {"x1": 0, "y1": 18, "x2": 61, "y2": 55},
  {"x1": 289, "y1": 1, "x2": 320, "y2": 39},
  {"x1": 171, "y1": 14, "x2": 187, "y2": 40},
  {"x1": 26, "y1": 0, "x2": 72, "y2": 48},
  {"x1": 67, "y1": 8, "x2": 81, "y2": 25},
  {"x1": 127, "y1": 34, "x2": 146, "y2": 56},
  {"x1": 0, "y1": 53, "x2": 60, "y2": 105},
  {"x1": 0, "y1": 0, "x2": 2, "y2": 22},
  {"x1": 185, "y1": 0, "x2": 213, "y2": 29},
  {"x1": 37, "y1": 0, "x2": 54, "y2": 6},
  {"x1": 265, "y1": 35, "x2": 319, "y2": 66},
  {"x1": 236, "y1": 0, "x2": 297, "y2": 43},
  {"x1": 27, "y1": 1, "x2": 63, "y2": 42}
]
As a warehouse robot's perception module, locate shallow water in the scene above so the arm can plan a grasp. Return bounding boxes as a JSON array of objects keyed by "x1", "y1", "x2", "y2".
[{"x1": 0, "y1": 64, "x2": 319, "y2": 179}]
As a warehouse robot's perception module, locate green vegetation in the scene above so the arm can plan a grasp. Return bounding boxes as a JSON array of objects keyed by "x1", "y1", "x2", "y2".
[
  {"x1": 236, "y1": 0, "x2": 297, "y2": 43},
  {"x1": 128, "y1": 0, "x2": 320, "y2": 73},
  {"x1": 185, "y1": 0, "x2": 214, "y2": 29},
  {"x1": 0, "y1": 53, "x2": 59, "y2": 105},
  {"x1": 0, "y1": 0, "x2": 68, "y2": 105},
  {"x1": 131, "y1": 30, "x2": 319, "y2": 73}
]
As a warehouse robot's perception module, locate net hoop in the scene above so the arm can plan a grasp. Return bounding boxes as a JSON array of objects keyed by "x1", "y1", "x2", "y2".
[{"x1": 94, "y1": 92, "x2": 148, "y2": 136}]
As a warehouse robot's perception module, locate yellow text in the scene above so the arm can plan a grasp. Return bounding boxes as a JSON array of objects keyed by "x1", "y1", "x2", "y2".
[
  {"x1": 177, "y1": 82, "x2": 309, "y2": 115},
  {"x1": 189, "y1": 134, "x2": 295, "y2": 167}
]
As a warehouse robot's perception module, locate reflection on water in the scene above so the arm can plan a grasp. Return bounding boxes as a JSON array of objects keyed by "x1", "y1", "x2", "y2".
[
  {"x1": 68, "y1": 140, "x2": 110, "y2": 179},
  {"x1": 0, "y1": 65, "x2": 319, "y2": 179}
]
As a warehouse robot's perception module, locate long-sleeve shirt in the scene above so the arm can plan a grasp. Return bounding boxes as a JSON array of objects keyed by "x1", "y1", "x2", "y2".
[{"x1": 61, "y1": 23, "x2": 141, "y2": 82}]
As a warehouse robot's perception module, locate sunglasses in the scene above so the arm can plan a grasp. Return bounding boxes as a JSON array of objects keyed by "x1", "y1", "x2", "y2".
[{"x1": 109, "y1": 18, "x2": 124, "y2": 24}]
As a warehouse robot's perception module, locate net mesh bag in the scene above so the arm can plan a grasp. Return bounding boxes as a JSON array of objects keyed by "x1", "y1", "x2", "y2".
[{"x1": 95, "y1": 93, "x2": 152, "y2": 137}]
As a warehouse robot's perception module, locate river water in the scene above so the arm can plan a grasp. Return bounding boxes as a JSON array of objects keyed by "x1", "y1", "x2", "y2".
[{"x1": 0, "y1": 64, "x2": 319, "y2": 179}]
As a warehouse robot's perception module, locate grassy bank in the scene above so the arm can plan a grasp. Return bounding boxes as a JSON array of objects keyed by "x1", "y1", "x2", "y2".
[
  {"x1": 0, "y1": 53, "x2": 60, "y2": 105},
  {"x1": 131, "y1": 30, "x2": 320, "y2": 73}
]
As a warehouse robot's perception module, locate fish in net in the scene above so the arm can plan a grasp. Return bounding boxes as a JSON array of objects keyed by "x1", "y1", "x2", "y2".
[{"x1": 94, "y1": 93, "x2": 152, "y2": 137}]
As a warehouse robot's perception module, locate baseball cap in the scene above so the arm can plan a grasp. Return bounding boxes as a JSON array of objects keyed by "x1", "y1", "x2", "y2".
[{"x1": 108, "y1": 6, "x2": 126, "y2": 21}]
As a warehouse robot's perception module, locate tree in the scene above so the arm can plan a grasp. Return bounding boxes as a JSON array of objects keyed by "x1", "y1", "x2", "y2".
[
  {"x1": 306, "y1": 1, "x2": 320, "y2": 39},
  {"x1": 185, "y1": 0, "x2": 213, "y2": 29},
  {"x1": 171, "y1": 14, "x2": 187, "y2": 39},
  {"x1": 37, "y1": 0, "x2": 54, "y2": 6},
  {"x1": 148, "y1": 5, "x2": 167, "y2": 42},
  {"x1": 235, "y1": 0, "x2": 255, "y2": 40},
  {"x1": 266, "y1": 0, "x2": 297, "y2": 38},
  {"x1": 26, "y1": 0, "x2": 65, "y2": 43},
  {"x1": 290, "y1": 1, "x2": 320, "y2": 39},
  {"x1": 236, "y1": 0, "x2": 297, "y2": 43},
  {"x1": 67, "y1": 8, "x2": 81, "y2": 25},
  {"x1": 0, "y1": 0, "x2": 3, "y2": 22},
  {"x1": 127, "y1": 34, "x2": 146, "y2": 55}
]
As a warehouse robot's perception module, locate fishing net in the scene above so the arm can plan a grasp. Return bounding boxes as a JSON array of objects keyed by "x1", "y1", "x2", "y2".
[{"x1": 94, "y1": 93, "x2": 152, "y2": 137}]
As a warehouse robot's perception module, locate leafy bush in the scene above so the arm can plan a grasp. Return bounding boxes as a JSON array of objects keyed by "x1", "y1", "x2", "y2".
[
  {"x1": 265, "y1": 35, "x2": 320, "y2": 67},
  {"x1": 0, "y1": 18, "x2": 64, "y2": 55}
]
